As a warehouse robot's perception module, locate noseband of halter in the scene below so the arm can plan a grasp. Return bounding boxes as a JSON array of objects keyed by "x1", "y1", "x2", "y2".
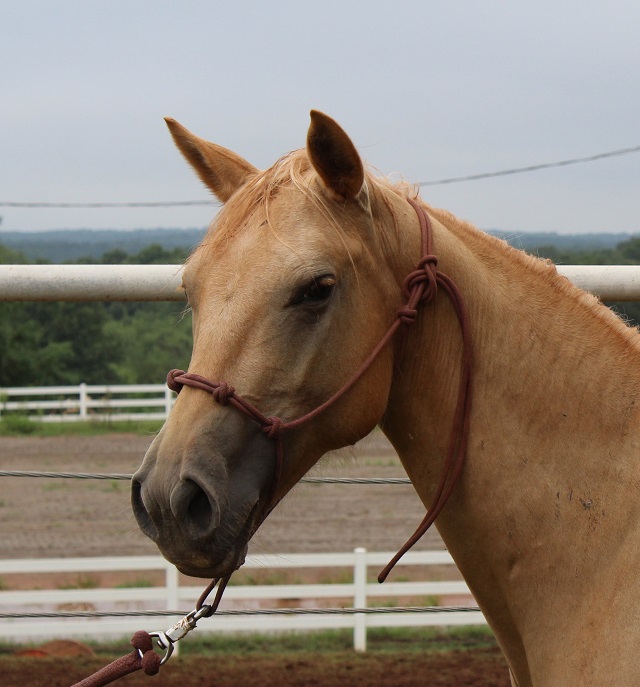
[{"x1": 167, "y1": 197, "x2": 472, "y2": 583}]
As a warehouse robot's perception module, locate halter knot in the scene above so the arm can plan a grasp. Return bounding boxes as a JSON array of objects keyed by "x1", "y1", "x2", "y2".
[
  {"x1": 262, "y1": 417, "x2": 284, "y2": 439},
  {"x1": 212, "y1": 382, "x2": 235, "y2": 405},
  {"x1": 166, "y1": 368, "x2": 186, "y2": 394},
  {"x1": 402, "y1": 254, "x2": 439, "y2": 303},
  {"x1": 397, "y1": 305, "x2": 419, "y2": 325}
]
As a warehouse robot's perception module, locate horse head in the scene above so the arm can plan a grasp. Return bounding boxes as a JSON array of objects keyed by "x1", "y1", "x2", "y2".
[{"x1": 131, "y1": 112, "x2": 418, "y2": 578}]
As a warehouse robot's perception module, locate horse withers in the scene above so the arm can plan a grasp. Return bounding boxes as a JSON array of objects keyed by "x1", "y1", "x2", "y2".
[{"x1": 132, "y1": 111, "x2": 640, "y2": 686}]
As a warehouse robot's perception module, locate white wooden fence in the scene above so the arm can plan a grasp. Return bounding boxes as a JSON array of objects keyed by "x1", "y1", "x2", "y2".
[
  {"x1": 0, "y1": 383, "x2": 173, "y2": 422},
  {"x1": 0, "y1": 549, "x2": 482, "y2": 651}
]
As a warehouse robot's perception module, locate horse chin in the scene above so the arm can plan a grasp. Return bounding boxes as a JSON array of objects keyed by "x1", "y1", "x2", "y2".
[
  {"x1": 170, "y1": 540, "x2": 249, "y2": 579},
  {"x1": 157, "y1": 500, "x2": 260, "y2": 579}
]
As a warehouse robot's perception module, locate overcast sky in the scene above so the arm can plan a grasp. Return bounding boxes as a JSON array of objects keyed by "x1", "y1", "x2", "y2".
[{"x1": 2, "y1": 1, "x2": 638, "y2": 234}]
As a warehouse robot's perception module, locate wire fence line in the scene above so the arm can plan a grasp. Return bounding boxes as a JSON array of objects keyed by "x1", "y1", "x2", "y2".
[
  {"x1": 0, "y1": 548, "x2": 484, "y2": 647},
  {"x1": 0, "y1": 200, "x2": 219, "y2": 208},
  {"x1": 0, "y1": 470, "x2": 411, "y2": 484},
  {"x1": 3, "y1": 143, "x2": 639, "y2": 209},
  {"x1": 416, "y1": 144, "x2": 640, "y2": 186},
  {"x1": 0, "y1": 448, "x2": 472, "y2": 647},
  {"x1": 0, "y1": 470, "x2": 132, "y2": 480},
  {"x1": 0, "y1": 606, "x2": 480, "y2": 620}
]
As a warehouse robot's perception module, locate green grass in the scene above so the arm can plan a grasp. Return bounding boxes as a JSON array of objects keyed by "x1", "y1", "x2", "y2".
[
  {"x1": 0, "y1": 416, "x2": 164, "y2": 437},
  {"x1": 168, "y1": 626, "x2": 497, "y2": 656},
  {"x1": 228, "y1": 569, "x2": 302, "y2": 586},
  {"x1": 57, "y1": 574, "x2": 100, "y2": 590},
  {"x1": 113, "y1": 578, "x2": 155, "y2": 589},
  {"x1": 0, "y1": 414, "x2": 38, "y2": 435},
  {"x1": 0, "y1": 627, "x2": 497, "y2": 658}
]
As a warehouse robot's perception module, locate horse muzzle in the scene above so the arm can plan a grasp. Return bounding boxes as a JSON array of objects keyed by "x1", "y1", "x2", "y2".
[
  {"x1": 131, "y1": 418, "x2": 276, "y2": 578},
  {"x1": 131, "y1": 472, "x2": 255, "y2": 577}
]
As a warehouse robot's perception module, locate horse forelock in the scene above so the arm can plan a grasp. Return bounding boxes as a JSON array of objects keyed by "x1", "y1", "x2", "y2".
[
  {"x1": 202, "y1": 147, "x2": 421, "y2": 244},
  {"x1": 191, "y1": 149, "x2": 421, "y2": 287}
]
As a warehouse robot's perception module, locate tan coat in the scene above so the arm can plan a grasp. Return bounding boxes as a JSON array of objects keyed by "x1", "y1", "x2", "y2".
[{"x1": 133, "y1": 111, "x2": 640, "y2": 686}]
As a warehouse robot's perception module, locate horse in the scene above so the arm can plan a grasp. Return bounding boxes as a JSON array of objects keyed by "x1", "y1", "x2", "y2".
[{"x1": 132, "y1": 110, "x2": 640, "y2": 686}]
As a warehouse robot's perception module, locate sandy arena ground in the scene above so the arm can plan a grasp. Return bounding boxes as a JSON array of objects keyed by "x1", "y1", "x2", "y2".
[
  {"x1": 0, "y1": 431, "x2": 444, "y2": 561},
  {"x1": 0, "y1": 431, "x2": 510, "y2": 686}
]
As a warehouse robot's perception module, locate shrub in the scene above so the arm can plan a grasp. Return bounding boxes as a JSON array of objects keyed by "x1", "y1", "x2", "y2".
[{"x1": 0, "y1": 414, "x2": 37, "y2": 435}]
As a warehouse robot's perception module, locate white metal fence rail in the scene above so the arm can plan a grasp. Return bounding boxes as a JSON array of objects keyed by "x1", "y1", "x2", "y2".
[
  {"x1": 2, "y1": 264, "x2": 640, "y2": 301},
  {"x1": 0, "y1": 383, "x2": 174, "y2": 422},
  {"x1": 0, "y1": 264, "x2": 184, "y2": 301},
  {"x1": 0, "y1": 549, "x2": 483, "y2": 651}
]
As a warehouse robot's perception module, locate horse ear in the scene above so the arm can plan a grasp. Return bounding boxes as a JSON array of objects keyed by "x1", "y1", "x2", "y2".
[
  {"x1": 306, "y1": 110, "x2": 365, "y2": 201},
  {"x1": 164, "y1": 118, "x2": 258, "y2": 203}
]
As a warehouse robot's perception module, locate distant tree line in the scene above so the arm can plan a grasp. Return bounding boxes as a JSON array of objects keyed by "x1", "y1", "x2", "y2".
[
  {"x1": 1, "y1": 236, "x2": 640, "y2": 387},
  {"x1": 533, "y1": 237, "x2": 640, "y2": 328},
  {"x1": 533, "y1": 236, "x2": 640, "y2": 266},
  {"x1": 0, "y1": 244, "x2": 192, "y2": 386}
]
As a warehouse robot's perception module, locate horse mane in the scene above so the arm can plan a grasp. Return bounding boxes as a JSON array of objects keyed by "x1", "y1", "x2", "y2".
[
  {"x1": 425, "y1": 203, "x2": 640, "y2": 350},
  {"x1": 380, "y1": 169, "x2": 639, "y2": 351}
]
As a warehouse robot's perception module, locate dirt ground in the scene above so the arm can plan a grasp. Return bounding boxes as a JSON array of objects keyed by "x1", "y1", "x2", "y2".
[
  {"x1": 0, "y1": 431, "x2": 445, "y2": 561},
  {"x1": 0, "y1": 432, "x2": 510, "y2": 685},
  {"x1": 1, "y1": 648, "x2": 511, "y2": 687}
]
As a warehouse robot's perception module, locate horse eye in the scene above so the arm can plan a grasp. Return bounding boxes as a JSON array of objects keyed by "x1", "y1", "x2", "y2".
[{"x1": 292, "y1": 275, "x2": 336, "y2": 307}]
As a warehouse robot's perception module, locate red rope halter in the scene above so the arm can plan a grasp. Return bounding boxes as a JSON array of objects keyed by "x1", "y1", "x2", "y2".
[
  {"x1": 167, "y1": 197, "x2": 473, "y2": 582},
  {"x1": 70, "y1": 198, "x2": 473, "y2": 687}
]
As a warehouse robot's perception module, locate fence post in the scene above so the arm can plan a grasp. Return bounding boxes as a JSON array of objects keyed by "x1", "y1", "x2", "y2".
[
  {"x1": 166, "y1": 561, "x2": 180, "y2": 656},
  {"x1": 353, "y1": 547, "x2": 367, "y2": 652},
  {"x1": 164, "y1": 387, "x2": 174, "y2": 419},
  {"x1": 79, "y1": 383, "x2": 88, "y2": 420}
]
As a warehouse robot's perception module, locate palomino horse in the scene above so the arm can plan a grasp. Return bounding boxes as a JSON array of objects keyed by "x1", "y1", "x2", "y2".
[{"x1": 132, "y1": 111, "x2": 640, "y2": 686}]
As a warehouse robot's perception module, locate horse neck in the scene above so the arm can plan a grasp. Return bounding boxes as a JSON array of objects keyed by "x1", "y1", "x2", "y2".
[
  {"x1": 377, "y1": 196, "x2": 640, "y2": 675},
  {"x1": 383, "y1": 200, "x2": 640, "y2": 558},
  {"x1": 373, "y1": 194, "x2": 640, "y2": 681},
  {"x1": 382, "y1": 195, "x2": 640, "y2": 482},
  {"x1": 386, "y1": 196, "x2": 640, "y2": 493}
]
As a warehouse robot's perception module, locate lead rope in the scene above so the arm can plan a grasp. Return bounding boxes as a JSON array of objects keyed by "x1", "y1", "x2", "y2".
[
  {"x1": 70, "y1": 578, "x2": 229, "y2": 687},
  {"x1": 70, "y1": 197, "x2": 472, "y2": 685}
]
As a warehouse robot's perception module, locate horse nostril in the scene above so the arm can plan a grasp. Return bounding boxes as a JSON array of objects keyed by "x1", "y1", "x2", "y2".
[
  {"x1": 131, "y1": 479, "x2": 159, "y2": 540},
  {"x1": 188, "y1": 487, "x2": 215, "y2": 535},
  {"x1": 170, "y1": 479, "x2": 220, "y2": 540}
]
